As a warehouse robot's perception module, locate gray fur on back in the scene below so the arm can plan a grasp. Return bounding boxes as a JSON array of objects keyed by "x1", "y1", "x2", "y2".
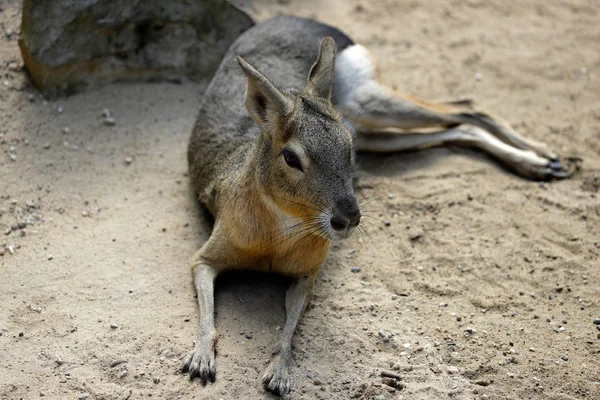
[{"x1": 188, "y1": 16, "x2": 354, "y2": 210}]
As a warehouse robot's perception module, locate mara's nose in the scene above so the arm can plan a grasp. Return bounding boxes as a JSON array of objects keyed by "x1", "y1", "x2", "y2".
[{"x1": 330, "y1": 197, "x2": 361, "y2": 232}]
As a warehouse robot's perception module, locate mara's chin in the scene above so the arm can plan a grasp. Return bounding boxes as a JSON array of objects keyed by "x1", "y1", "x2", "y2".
[{"x1": 327, "y1": 226, "x2": 356, "y2": 241}]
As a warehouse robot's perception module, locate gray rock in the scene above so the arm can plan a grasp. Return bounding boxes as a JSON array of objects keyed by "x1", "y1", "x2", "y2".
[{"x1": 19, "y1": 0, "x2": 254, "y2": 97}]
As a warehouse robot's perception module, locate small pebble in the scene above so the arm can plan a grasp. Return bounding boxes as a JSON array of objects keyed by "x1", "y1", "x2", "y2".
[
  {"x1": 48, "y1": 255, "x2": 53, "y2": 260},
  {"x1": 447, "y1": 366, "x2": 459, "y2": 374},
  {"x1": 125, "y1": 156, "x2": 133, "y2": 165},
  {"x1": 245, "y1": 333, "x2": 253, "y2": 339},
  {"x1": 57, "y1": 106, "x2": 63, "y2": 113},
  {"x1": 103, "y1": 117, "x2": 116, "y2": 126},
  {"x1": 110, "y1": 359, "x2": 127, "y2": 367},
  {"x1": 384, "y1": 220, "x2": 391, "y2": 226},
  {"x1": 43, "y1": 143, "x2": 51, "y2": 149},
  {"x1": 475, "y1": 72, "x2": 483, "y2": 81},
  {"x1": 10, "y1": 154, "x2": 16, "y2": 162},
  {"x1": 110, "y1": 323, "x2": 119, "y2": 329},
  {"x1": 77, "y1": 394, "x2": 89, "y2": 400},
  {"x1": 593, "y1": 318, "x2": 600, "y2": 325},
  {"x1": 351, "y1": 266, "x2": 361, "y2": 273}
]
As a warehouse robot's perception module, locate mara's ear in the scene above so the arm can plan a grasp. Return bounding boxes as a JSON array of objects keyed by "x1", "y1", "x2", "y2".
[
  {"x1": 306, "y1": 37, "x2": 337, "y2": 101},
  {"x1": 236, "y1": 55, "x2": 293, "y2": 131}
]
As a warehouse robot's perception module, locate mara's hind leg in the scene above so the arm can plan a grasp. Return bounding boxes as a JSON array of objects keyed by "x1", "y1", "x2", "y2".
[
  {"x1": 354, "y1": 125, "x2": 568, "y2": 180},
  {"x1": 333, "y1": 44, "x2": 563, "y2": 166}
]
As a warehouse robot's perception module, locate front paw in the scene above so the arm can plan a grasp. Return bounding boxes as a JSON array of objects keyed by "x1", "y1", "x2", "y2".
[
  {"x1": 262, "y1": 354, "x2": 291, "y2": 396},
  {"x1": 180, "y1": 331, "x2": 217, "y2": 384}
]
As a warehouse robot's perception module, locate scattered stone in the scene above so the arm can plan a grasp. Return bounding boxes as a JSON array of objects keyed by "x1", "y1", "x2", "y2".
[
  {"x1": 110, "y1": 359, "x2": 127, "y2": 368},
  {"x1": 7, "y1": 246, "x2": 15, "y2": 255},
  {"x1": 77, "y1": 394, "x2": 89, "y2": 400},
  {"x1": 153, "y1": 377, "x2": 160, "y2": 384},
  {"x1": 417, "y1": 266, "x2": 423, "y2": 271},
  {"x1": 124, "y1": 156, "x2": 133, "y2": 165},
  {"x1": 244, "y1": 333, "x2": 253, "y2": 339},
  {"x1": 81, "y1": 211, "x2": 89, "y2": 217},
  {"x1": 409, "y1": 230, "x2": 423, "y2": 241},
  {"x1": 48, "y1": 255, "x2": 53, "y2": 260},
  {"x1": 447, "y1": 366, "x2": 459, "y2": 374},
  {"x1": 57, "y1": 106, "x2": 63, "y2": 113},
  {"x1": 10, "y1": 154, "x2": 16, "y2": 162},
  {"x1": 103, "y1": 117, "x2": 116, "y2": 126},
  {"x1": 43, "y1": 142, "x2": 51, "y2": 149},
  {"x1": 119, "y1": 369, "x2": 128, "y2": 378},
  {"x1": 384, "y1": 220, "x2": 391, "y2": 226},
  {"x1": 110, "y1": 323, "x2": 119, "y2": 329},
  {"x1": 55, "y1": 356, "x2": 64, "y2": 366},
  {"x1": 374, "y1": 395, "x2": 387, "y2": 400},
  {"x1": 63, "y1": 127, "x2": 70, "y2": 134},
  {"x1": 18, "y1": 332, "x2": 24, "y2": 337},
  {"x1": 381, "y1": 370, "x2": 402, "y2": 380},
  {"x1": 4, "y1": 228, "x2": 11, "y2": 236},
  {"x1": 593, "y1": 318, "x2": 600, "y2": 325},
  {"x1": 184, "y1": 316, "x2": 190, "y2": 322},
  {"x1": 475, "y1": 72, "x2": 483, "y2": 81},
  {"x1": 464, "y1": 327, "x2": 477, "y2": 336},
  {"x1": 351, "y1": 266, "x2": 361, "y2": 273}
]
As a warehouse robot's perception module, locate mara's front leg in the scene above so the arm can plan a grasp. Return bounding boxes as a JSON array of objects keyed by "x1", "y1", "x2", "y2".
[
  {"x1": 180, "y1": 254, "x2": 219, "y2": 384},
  {"x1": 262, "y1": 275, "x2": 314, "y2": 396}
]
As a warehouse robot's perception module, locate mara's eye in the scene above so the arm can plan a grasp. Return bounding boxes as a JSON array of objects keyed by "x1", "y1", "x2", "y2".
[{"x1": 282, "y1": 149, "x2": 303, "y2": 172}]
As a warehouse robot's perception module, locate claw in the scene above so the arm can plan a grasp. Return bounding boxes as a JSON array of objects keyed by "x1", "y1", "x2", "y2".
[
  {"x1": 549, "y1": 160, "x2": 563, "y2": 171},
  {"x1": 180, "y1": 341, "x2": 217, "y2": 385},
  {"x1": 262, "y1": 356, "x2": 291, "y2": 396}
]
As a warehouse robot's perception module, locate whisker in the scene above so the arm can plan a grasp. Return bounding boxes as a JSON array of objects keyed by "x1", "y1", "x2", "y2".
[{"x1": 258, "y1": 190, "x2": 322, "y2": 213}]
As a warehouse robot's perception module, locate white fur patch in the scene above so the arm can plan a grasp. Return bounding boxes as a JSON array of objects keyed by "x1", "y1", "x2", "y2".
[{"x1": 333, "y1": 45, "x2": 377, "y2": 106}]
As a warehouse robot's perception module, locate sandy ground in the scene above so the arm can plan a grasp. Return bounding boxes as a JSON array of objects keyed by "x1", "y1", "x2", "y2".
[{"x1": 1, "y1": 0, "x2": 599, "y2": 399}]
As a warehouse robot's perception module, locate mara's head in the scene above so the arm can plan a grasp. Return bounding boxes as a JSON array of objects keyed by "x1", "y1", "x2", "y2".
[{"x1": 237, "y1": 37, "x2": 360, "y2": 240}]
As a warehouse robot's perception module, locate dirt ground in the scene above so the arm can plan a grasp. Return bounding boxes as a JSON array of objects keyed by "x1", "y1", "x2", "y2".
[{"x1": 1, "y1": 0, "x2": 599, "y2": 399}]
